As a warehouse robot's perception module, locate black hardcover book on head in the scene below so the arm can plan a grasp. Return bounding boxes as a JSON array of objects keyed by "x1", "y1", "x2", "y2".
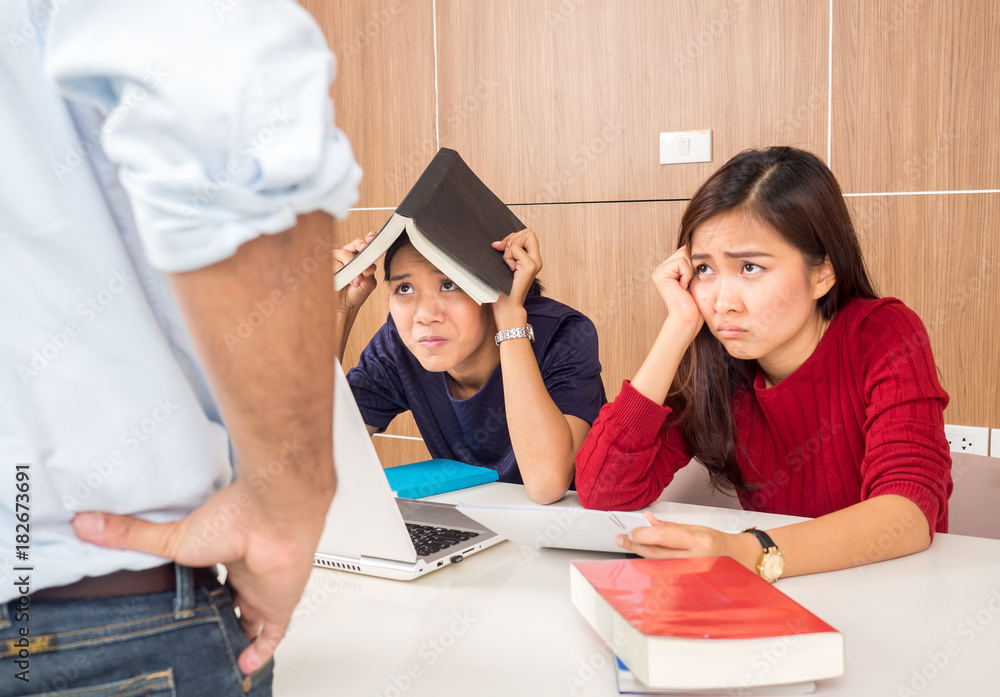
[{"x1": 334, "y1": 148, "x2": 524, "y2": 304}]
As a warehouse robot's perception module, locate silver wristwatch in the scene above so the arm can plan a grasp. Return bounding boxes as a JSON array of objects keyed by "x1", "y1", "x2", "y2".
[{"x1": 495, "y1": 324, "x2": 534, "y2": 346}]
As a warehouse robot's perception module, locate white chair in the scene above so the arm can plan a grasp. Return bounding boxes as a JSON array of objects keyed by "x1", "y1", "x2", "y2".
[{"x1": 947, "y1": 452, "x2": 1000, "y2": 540}]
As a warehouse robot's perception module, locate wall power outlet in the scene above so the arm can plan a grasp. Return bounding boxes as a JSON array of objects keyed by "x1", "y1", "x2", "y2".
[{"x1": 944, "y1": 424, "x2": 990, "y2": 456}]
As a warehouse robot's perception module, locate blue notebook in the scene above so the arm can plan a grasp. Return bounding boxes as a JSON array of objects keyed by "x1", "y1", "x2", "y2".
[{"x1": 383, "y1": 459, "x2": 499, "y2": 499}]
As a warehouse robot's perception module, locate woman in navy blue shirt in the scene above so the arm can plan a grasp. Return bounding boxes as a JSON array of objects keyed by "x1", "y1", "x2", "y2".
[{"x1": 334, "y1": 228, "x2": 605, "y2": 503}]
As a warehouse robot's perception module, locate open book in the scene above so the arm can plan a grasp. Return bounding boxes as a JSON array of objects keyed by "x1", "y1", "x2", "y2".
[{"x1": 333, "y1": 148, "x2": 524, "y2": 304}]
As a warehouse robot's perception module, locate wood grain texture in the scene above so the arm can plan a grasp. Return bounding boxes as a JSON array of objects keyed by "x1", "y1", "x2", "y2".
[
  {"x1": 513, "y1": 201, "x2": 687, "y2": 399},
  {"x1": 832, "y1": 0, "x2": 1000, "y2": 193},
  {"x1": 848, "y1": 194, "x2": 1000, "y2": 427},
  {"x1": 373, "y1": 434, "x2": 431, "y2": 468},
  {"x1": 301, "y1": 0, "x2": 438, "y2": 208},
  {"x1": 437, "y1": 0, "x2": 828, "y2": 204}
]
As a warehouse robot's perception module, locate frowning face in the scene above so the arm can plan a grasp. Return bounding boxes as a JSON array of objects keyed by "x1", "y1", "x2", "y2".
[
  {"x1": 688, "y1": 212, "x2": 836, "y2": 384},
  {"x1": 387, "y1": 244, "x2": 497, "y2": 377}
]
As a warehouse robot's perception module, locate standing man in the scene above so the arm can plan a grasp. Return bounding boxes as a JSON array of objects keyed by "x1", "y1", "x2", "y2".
[{"x1": 0, "y1": 1, "x2": 360, "y2": 694}]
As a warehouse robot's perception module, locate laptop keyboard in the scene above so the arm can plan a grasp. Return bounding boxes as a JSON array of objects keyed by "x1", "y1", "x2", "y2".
[{"x1": 407, "y1": 524, "x2": 480, "y2": 557}]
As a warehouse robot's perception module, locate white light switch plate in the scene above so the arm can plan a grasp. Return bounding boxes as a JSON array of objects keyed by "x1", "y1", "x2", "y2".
[{"x1": 660, "y1": 130, "x2": 712, "y2": 164}]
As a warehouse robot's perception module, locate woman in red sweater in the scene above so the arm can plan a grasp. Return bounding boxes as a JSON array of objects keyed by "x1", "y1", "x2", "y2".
[{"x1": 575, "y1": 146, "x2": 952, "y2": 580}]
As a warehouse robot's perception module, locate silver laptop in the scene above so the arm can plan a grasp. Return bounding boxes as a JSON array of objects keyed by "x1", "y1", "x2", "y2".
[{"x1": 314, "y1": 361, "x2": 504, "y2": 581}]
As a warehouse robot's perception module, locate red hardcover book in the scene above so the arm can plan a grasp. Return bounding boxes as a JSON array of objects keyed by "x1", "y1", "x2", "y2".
[{"x1": 570, "y1": 557, "x2": 844, "y2": 690}]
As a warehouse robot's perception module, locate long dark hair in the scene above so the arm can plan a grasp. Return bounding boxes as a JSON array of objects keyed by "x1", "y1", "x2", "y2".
[
  {"x1": 668, "y1": 146, "x2": 879, "y2": 491},
  {"x1": 384, "y1": 232, "x2": 544, "y2": 296}
]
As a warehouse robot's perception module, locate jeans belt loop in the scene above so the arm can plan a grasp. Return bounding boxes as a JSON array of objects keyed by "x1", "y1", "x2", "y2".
[{"x1": 173, "y1": 564, "x2": 196, "y2": 620}]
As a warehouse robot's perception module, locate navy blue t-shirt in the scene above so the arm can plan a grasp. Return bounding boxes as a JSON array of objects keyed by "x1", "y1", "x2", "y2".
[{"x1": 346, "y1": 295, "x2": 607, "y2": 484}]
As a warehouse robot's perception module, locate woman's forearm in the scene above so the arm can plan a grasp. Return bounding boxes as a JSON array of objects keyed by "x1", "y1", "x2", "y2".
[
  {"x1": 499, "y1": 336, "x2": 580, "y2": 504},
  {"x1": 630, "y1": 318, "x2": 698, "y2": 405},
  {"x1": 730, "y1": 494, "x2": 931, "y2": 577}
]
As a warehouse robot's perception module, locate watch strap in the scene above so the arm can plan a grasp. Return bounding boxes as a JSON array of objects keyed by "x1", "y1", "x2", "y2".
[
  {"x1": 742, "y1": 527, "x2": 778, "y2": 552},
  {"x1": 495, "y1": 324, "x2": 534, "y2": 346}
]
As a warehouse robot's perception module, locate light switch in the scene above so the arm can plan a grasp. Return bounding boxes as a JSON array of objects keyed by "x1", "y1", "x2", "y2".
[{"x1": 660, "y1": 130, "x2": 711, "y2": 164}]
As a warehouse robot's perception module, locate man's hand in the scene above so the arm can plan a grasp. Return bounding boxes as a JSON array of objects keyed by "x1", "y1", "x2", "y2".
[
  {"x1": 73, "y1": 479, "x2": 330, "y2": 674},
  {"x1": 70, "y1": 211, "x2": 340, "y2": 674}
]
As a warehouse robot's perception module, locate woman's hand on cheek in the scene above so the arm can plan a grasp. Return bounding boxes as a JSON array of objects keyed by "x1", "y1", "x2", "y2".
[
  {"x1": 652, "y1": 247, "x2": 705, "y2": 339},
  {"x1": 491, "y1": 227, "x2": 542, "y2": 328},
  {"x1": 616, "y1": 511, "x2": 739, "y2": 561}
]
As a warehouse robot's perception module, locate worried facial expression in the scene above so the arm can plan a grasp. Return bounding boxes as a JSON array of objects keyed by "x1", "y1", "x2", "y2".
[
  {"x1": 387, "y1": 244, "x2": 496, "y2": 375},
  {"x1": 688, "y1": 212, "x2": 836, "y2": 383}
]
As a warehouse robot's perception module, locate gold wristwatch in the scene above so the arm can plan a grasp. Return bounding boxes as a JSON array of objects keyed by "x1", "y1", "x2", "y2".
[{"x1": 742, "y1": 527, "x2": 784, "y2": 583}]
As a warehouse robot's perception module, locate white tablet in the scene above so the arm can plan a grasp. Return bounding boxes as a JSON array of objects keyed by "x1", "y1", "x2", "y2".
[{"x1": 455, "y1": 502, "x2": 651, "y2": 553}]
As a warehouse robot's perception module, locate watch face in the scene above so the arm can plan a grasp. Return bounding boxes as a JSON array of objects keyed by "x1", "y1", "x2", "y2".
[{"x1": 759, "y1": 551, "x2": 785, "y2": 582}]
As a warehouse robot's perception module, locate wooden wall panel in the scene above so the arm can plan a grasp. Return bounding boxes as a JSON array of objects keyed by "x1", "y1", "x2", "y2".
[
  {"x1": 437, "y1": 0, "x2": 828, "y2": 204},
  {"x1": 303, "y1": 0, "x2": 1000, "y2": 437},
  {"x1": 302, "y1": 0, "x2": 437, "y2": 208},
  {"x1": 832, "y1": 1, "x2": 1000, "y2": 193},
  {"x1": 513, "y1": 202, "x2": 687, "y2": 398},
  {"x1": 373, "y1": 434, "x2": 431, "y2": 468},
  {"x1": 848, "y1": 194, "x2": 1000, "y2": 427}
]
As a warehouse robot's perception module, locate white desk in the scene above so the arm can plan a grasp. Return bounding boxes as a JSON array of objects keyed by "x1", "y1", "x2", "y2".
[{"x1": 274, "y1": 483, "x2": 1000, "y2": 696}]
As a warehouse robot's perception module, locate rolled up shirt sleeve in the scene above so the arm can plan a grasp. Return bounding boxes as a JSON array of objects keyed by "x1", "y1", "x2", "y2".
[{"x1": 42, "y1": 0, "x2": 361, "y2": 272}]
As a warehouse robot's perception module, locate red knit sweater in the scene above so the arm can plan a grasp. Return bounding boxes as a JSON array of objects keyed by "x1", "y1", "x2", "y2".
[{"x1": 576, "y1": 298, "x2": 952, "y2": 535}]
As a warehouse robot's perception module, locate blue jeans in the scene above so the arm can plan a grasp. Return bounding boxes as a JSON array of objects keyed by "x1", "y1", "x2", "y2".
[{"x1": 0, "y1": 565, "x2": 273, "y2": 696}]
